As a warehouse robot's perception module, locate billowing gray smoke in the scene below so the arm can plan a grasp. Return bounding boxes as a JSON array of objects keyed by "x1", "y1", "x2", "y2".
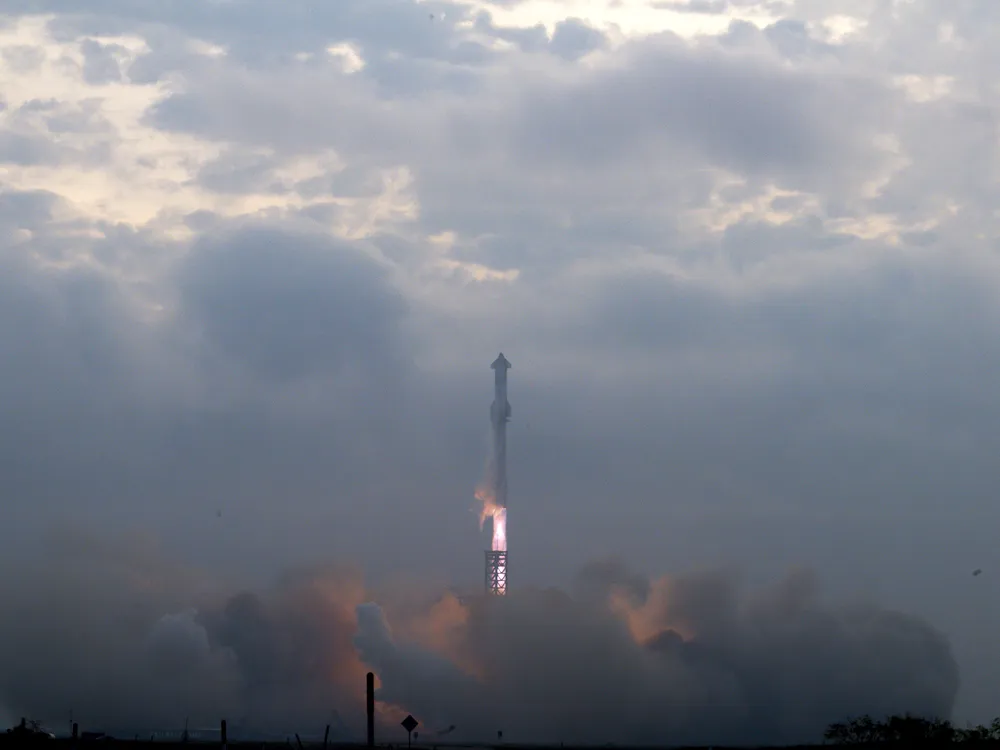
[
  {"x1": 354, "y1": 562, "x2": 959, "y2": 747},
  {"x1": 0, "y1": 529, "x2": 369, "y2": 737},
  {"x1": 0, "y1": 532, "x2": 957, "y2": 745}
]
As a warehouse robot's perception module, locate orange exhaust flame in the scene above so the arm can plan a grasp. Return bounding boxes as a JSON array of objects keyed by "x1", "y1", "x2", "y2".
[{"x1": 475, "y1": 485, "x2": 506, "y2": 552}]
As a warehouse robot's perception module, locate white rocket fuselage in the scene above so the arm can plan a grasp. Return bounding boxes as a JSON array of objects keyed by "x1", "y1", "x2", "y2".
[{"x1": 490, "y1": 353, "x2": 511, "y2": 509}]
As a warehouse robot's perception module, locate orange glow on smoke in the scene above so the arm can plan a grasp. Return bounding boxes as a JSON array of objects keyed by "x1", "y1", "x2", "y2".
[
  {"x1": 365, "y1": 597, "x2": 484, "y2": 729},
  {"x1": 375, "y1": 697, "x2": 411, "y2": 725},
  {"x1": 610, "y1": 576, "x2": 696, "y2": 645},
  {"x1": 408, "y1": 593, "x2": 486, "y2": 680},
  {"x1": 408, "y1": 593, "x2": 469, "y2": 651},
  {"x1": 364, "y1": 671, "x2": 417, "y2": 726}
]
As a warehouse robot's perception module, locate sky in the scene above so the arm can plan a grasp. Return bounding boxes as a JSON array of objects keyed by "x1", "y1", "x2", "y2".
[{"x1": 2, "y1": 0, "x2": 1000, "y2": 736}]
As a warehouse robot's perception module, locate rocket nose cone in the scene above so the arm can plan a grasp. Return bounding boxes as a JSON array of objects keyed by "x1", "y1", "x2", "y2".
[{"x1": 491, "y1": 353, "x2": 511, "y2": 370}]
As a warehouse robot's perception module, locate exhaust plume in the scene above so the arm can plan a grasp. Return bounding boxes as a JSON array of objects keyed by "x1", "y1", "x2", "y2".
[
  {"x1": 354, "y1": 562, "x2": 958, "y2": 746},
  {"x1": 0, "y1": 532, "x2": 958, "y2": 746},
  {"x1": 475, "y1": 482, "x2": 506, "y2": 553}
]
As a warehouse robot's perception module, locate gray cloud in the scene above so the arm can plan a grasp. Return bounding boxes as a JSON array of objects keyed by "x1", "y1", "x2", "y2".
[
  {"x1": 0, "y1": 200, "x2": 143, "y2": 414},
  {"x1": 0, "y1": 98, "x2": 114, "y2": 168},
  {"x1": 0, "y1": 130, "x2": 57, "y2": 165},
  {"x1": 140, "y1": 22, "x2": 891, "y2": 192},
  {"x1": 19, "y1": 0, "x2": 488, "y2": 69},
  {"x1": 176, "y1": 225, "x2": 408, "y2": 383},
  {"x1": 501, "y1": 33, "x2": 889, "y2": 192},
  {"x1": 549, "y1": 18, "x2": 609, "y2": 60},
  {"x1": 79, "y1": 38, "x2": 125, "y2": 84}
]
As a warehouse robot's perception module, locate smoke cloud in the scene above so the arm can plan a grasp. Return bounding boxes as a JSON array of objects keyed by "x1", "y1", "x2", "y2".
[
  {"x1": 0, "y1": 532, "x2": 958, "y2": 745},
  {"x1": 0, "y1": 529, "x2": 368, "y2": 738}
]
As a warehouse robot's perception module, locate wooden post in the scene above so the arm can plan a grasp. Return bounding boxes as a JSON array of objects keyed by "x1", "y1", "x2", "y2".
[
  {"x1": 324, "y1": 724, "x2": 330, "y2": 750},
  {"x1": 220, "y1": 719, "x2": 228, "y2": 749},
  {"x1": 295, "y1": 732, "x2": 304, "y2": 750},
  {"x1": 367, "y1": 672, "x2": 375, "y2": 747}
]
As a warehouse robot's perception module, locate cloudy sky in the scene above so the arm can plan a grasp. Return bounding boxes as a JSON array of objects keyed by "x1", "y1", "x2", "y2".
[{"x1": 3, "y1": 0, "x2": 1000, "y2": 728}]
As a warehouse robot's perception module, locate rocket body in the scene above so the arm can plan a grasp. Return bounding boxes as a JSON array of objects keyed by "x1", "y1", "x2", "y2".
[
  {"x1": 490, "y1": 353, "x2": 511, "y2": 510},
  {"x1": 485, "y1": 353, "x2": 510, "y2": 593}
]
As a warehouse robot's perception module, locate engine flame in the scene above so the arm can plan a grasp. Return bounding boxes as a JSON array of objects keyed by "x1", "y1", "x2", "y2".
[{"x1": 475, "y1": 486, "x2": 507, "y2": 552}]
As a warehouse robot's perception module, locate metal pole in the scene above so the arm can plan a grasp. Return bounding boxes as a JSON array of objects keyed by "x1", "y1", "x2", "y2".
[{"x1": 367, "y1": 672, "x2": 375, "y2": 747}]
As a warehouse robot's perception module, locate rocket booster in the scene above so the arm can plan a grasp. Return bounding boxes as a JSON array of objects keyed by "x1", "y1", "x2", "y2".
[{"x1": 490, "y1": 353, "x2": 511, "y2": 508}]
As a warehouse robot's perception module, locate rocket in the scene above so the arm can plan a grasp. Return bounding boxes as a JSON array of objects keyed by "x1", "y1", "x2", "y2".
[
  {"x1": 490, "y1": 353, "x2": 511, "y2": 509},
  {"x1": 484, "y1": 353, "x2": 511, "y2": 594}
]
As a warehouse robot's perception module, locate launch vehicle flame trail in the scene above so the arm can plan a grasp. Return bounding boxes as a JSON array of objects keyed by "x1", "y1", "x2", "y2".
[{"x1": 484, "y1": 353, "x2": 511, "y2": 595}]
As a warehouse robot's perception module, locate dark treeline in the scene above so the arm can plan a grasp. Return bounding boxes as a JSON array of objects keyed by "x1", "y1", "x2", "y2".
[
  {"x1": 10, "y1": 713, "x2": 1000, "y2": 748},
  {"x1": 825, "y1": 714, "x2": 1000, "y2": 744}
]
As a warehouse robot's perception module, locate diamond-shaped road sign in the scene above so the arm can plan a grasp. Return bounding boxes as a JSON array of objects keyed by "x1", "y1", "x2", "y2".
[{"x1": 401, "y1": 715, "x2": 419, "y2": 748}]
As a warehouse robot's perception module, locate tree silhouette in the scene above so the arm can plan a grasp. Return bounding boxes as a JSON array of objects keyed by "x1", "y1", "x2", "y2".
[
  {"x1": 824, "y1": 714, "x2": 881, "y2": 744},
  {"x1": 825, "y1": 714, "x2": 1000, "y2": 745}
]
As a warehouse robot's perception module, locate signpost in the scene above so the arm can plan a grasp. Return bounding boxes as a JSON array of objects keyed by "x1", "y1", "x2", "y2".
[{"x1": 401, "y1": 715, "x2": 419, "y2": 748}]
